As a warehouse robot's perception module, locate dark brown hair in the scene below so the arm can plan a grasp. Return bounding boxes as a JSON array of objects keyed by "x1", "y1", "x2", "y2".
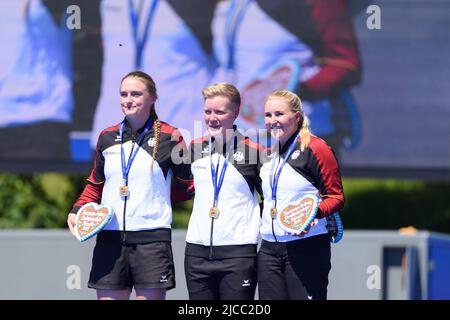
[
  {"x1": 121, "y1": 71, "x2": 158, "y2": 119},
  {"x1": 121, "y1": 71, "x2": 161, "y2": 164}
]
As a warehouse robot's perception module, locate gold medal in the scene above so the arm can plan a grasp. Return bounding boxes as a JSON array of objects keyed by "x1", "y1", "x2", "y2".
[
  {"x1": 209, "y1": 207, "x2": 220, "y2": 219},
  {"x1": 119, "y1": 185, "x2": 130, "y2": 197},
  {"x1": 270, "y1": 207, "x2": 278, "y2": 219}
]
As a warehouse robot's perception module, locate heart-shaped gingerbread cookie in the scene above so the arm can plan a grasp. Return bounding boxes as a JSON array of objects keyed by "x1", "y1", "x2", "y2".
[
  {"x1": 277, "y1": 194, "x2": 319, "y2": 235},
  {"x1": 75, "y1": 203, "x2": 113, "y2": 242}
]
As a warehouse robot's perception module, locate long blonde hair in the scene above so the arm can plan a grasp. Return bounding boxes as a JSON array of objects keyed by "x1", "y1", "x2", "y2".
[{"x1": 267, "y1": 90, "x2": 312, "y2": 152}]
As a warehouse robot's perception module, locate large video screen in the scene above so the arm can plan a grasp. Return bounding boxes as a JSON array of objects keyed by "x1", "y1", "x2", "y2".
[{"x1": 0, "y1": 0, "x2": 449, "y2": 178}]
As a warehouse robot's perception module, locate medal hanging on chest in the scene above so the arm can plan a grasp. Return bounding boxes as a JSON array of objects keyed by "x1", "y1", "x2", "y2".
[
  {"x1": 208, "y1": 136, "x2": 236, "y2": 219},
  {"x1": 209, "y1": 207, "x2": 220, "y2": 219},
  {"x1": 269, "y1": 132, "x2": 300, "y2": 219},
  {"x1": 270, "y1": 207, "x2": 278, "y2": 219},
  {"x1": 119, "y1": 180, "x2": 130, "y2": 197},
  {"x1": 119, "y1": 119, "x2": 154, "y2": 198}
]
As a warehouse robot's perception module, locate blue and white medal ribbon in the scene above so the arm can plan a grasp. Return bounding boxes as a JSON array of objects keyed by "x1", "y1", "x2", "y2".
[
  {"x1": 120, "y1": 119, "x2": 153, "y2": 197},
  {"x1": 129, "y1": 0, "x2": 159, "y2": 68},
  {"x1": 224, "y1": 0, "x2": 250, "y2": 72},
  {"x1": 209, "y1": 135, "x2": 236, "y2": 218},
  {"x1": 269, "y1": 131, "x2": 300, "y2": 219}
]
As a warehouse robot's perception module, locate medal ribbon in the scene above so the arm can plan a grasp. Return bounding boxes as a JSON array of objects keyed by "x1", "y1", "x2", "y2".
[
  {"x1": 129, "y1": 0, "x2": 159, "y2": 69},
  {"x1": 120, "y1": 119, "x2": 154, "y2": 185},
  {"x1": 269, "y1": 131, "x2": 300, "y2": 208},
  {"x1": 209, "y1": 135, "x2": 236, "y2": 208},
  {"x1": 224, "y1": 0, "x2": 250, "y2": 71}
]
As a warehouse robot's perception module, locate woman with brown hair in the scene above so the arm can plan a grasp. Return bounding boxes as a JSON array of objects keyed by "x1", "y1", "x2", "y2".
[{"x1": 67, "y1": 71, "x2": 192, "y2": 300}]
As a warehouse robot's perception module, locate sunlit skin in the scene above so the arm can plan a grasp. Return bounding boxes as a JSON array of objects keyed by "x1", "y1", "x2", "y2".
[
  {"x1": 204, "y1": 95, "x2": 239, "y2": 142},
  {"x1": 264, "y1": 97, "x2": 301, "y2": 146},
  {"x1": 67, "y1": 76, "x2": 166, "y2": 300},
  {"x1": 264, "y1": 97, "x2": 316, "y2": 235},
  {"x1": 120, "y1": 77, "x2": 156, "y2": 132},
  {"x1": 67, "y1": 78, "x2": 155, "y2": 234}
]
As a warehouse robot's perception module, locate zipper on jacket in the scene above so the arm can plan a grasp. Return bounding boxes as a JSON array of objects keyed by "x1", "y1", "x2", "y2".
[
  {"x1": 209, "y1": 218, "x2": 215, "y2": 260},
  {"x1": 122, "y1": 195, "x2": 128, "y2": 243},
  {"x1": 270, "y1": 153, "x2": 281, "y2": 243},
  {"x1": 122, "y1": 139, "x2": 136, "y2": 244},
  {"x1": 271, "y1": 219, "x2": 278, "y2": 242},
  {"x1": 208, "y1": 148, "x2": 222, "y2": 260}
]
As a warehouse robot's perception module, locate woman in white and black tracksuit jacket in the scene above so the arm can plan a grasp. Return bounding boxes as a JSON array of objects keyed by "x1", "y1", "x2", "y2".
[
  {"x1": 258, "y1": 89, "x2": 345, "y2": 300},
  {"x1": 184, "y1": 83, "x2": 262, "y2": 300},
  {"x1": 67, "y1": 71, "x2": 192, "y2": 300}
]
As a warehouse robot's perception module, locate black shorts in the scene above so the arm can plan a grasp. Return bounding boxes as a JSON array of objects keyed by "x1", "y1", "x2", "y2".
[
  {"x1": 88, "y1": 240, "x2": 175, "y2": 290},
  {"x1": 184, "y1": 255, "x2": 257, "y2": 300},
  {"x1": 257, "y1": 234, "x2": 331, "y2": 300}
]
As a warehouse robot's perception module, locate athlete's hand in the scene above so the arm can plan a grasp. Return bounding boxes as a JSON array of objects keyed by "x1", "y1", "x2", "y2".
[
  {"x1": 293, "y1": 219, "x2": 318, "y2": 237},
  {"x1": 67, "y1": 213, "x2": 77, "y2": 236}
]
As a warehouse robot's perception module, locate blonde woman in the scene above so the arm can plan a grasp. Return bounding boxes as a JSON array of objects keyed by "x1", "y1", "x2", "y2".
[
  {"x1": 184, "y1": 83, "x2": 262, "y2": 300},
  {"x1": 67, "y1": 71, "x2": 192, "y2": 300},
  {"x1": 258, "y1": 90, "x2": 345, "y2": 300}
]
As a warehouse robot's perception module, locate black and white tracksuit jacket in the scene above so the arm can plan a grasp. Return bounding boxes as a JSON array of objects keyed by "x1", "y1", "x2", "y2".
[
  {"x1": 71, "y1": 116, "x2": 192, "y2": 243},
  {"x1": 259, "y1": 132, "x2": 345, "y2": 242},
  {"x1": 185, "y1": 129, "x2": 262, "y2": 259}
]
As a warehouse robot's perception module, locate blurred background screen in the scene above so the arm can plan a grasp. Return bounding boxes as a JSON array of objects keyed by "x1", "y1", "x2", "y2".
[{"x1": 0, "y1": 0, "x2": 448, "y2": 180}]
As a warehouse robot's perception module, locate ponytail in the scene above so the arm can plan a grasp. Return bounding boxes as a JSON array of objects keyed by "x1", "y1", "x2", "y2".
[
  {"x1": 298, "y1": 115, "x2": 311, "y2": 152},
  {"x1": 267, "y1": 90, "x2": 312, "y2": 152}
]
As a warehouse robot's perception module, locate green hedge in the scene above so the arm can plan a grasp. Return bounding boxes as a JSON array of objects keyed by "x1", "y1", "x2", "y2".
[
  {"x1": 341, "y1": 179, "x2": 450, "y2": 233},
  {"x1": 0, "y1": 174, "x2": 449, "y2": 234},
  {"x1": 0, "y1": 173, "x2": 83, "y2": 228}
]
